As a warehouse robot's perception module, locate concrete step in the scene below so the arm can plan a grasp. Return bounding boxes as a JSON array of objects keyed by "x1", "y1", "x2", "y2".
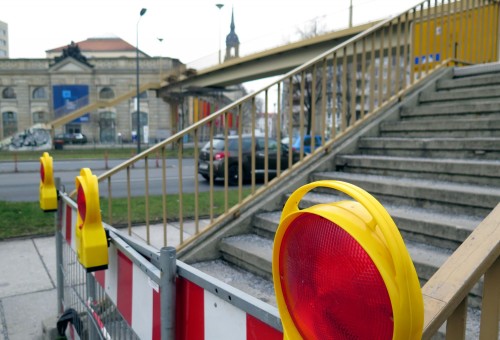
[
  {"x1": 216, "y1": 232, "x2": 483, "y2": 306},
  {"x1": 420, "y1": 85, "x2": 500, "y2": 103},
  {"x1": 276, "y1": 192, "x2": 481, "y2": 250},
  {"x1": 191, "y1": 259, "x2": 277, "y2": 307},
  {"x1": 379, "y1": 119, "x2": 500, "y2": 138},
  {"x1": 357, "y1": 137, "x2": 500, "y2": 160},
  {"x1": 310, "y1": 172, "x2": 500, "y2": 217},
  {"x1": 401, "y1": 99, "x2": 500, "y2": 120},
  {"x1": 335, "y1": 155, "x2": 500, "y2": 186},
  {"x1": 437, "y1": 72, "x2": 500, "y2": 90},
  {"x1": 220, "y1": 233, "x2": 273, "y2": 281}
]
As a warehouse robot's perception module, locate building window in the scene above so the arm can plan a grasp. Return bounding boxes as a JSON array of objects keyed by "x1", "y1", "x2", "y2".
[
  {"x1": 99, "y1": 87, "x2": 115, "y2": 99},
  {"x1": 2, "y1": 87, "x2": 16, "y2": 99},
  {"x1": 131, "y1": 111, "x2": 148, "y2": 140},
  {"x1": 2, "y1": 111, "x2": 17, "y2": 137},
  {"x1": 0, "y1": 51, "x2": 6, "y2": 57},
  {"x1": 33, "y1": 111, "x2": 47, "y2": 124},
  {"x1": 32, "y1": 87, "x2": 47, "y2": 99},
  {"x1": 99, "y1": 111, "x2": 116, "y2": 143},
  {"x1": 0, "y1": 40, "x2": 6, "y2": 46}
]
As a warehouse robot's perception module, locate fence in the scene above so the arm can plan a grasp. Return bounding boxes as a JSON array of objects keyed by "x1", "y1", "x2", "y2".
[{"x1": 56, "y1": 191, "x2": 283, "y2": 339}]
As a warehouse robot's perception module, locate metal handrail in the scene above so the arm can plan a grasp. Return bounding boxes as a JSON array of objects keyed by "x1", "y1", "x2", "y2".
[{"x1": 95, "y1": 0, "x2": 498, "y2": 234}]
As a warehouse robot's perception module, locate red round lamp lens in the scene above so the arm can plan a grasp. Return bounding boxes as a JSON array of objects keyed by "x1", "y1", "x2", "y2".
[
  {"x1": 77, "y1": 185, "x2": 86, "y2": 223},
  {"x1": 279, "y1": 213, "x2": 393, "y2": 339},
  {"x1": 40, "y1": 163, "x2": 45, "y2": 182}
]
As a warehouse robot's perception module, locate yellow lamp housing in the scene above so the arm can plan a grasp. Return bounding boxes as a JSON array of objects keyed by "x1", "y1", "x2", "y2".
[
  {"x1": 272, "y1": 180, "x2": 423, "y2": 340},
  {"x1": 39, "y1": 152, "x2": 58, "y2": 212},
  {"x1": 75, "y1": 168, "x2": 108, "y2": 272}
]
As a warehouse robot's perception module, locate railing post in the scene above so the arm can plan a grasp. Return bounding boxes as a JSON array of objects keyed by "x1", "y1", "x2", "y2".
[
  {"x1": 161, "y1": 246, "x2": 177, "y2": 340},
  {"x1": 479, "y1": 256, "x2": 500, "y2": 339},
  {"x1": 55, "y1": 178, "x2": 64, "y2": 315}
]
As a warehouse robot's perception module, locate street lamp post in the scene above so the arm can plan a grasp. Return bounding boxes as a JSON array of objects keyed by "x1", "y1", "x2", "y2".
[
  {"x1": 136, "y1": 7, "x2": 147, "y2": 154},
  {"x1": 215, "y1": 3, "x2": 224, "y2": 64},
  {"x1": 349, "y1": 0, "x2": 353, "y2": 28}
]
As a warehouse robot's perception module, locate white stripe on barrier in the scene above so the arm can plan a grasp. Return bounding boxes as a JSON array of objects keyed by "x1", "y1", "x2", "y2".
[
  {"x1": 132, "y1": 262, "x2": 154, "y2": 339},
  {"x1": 205, "y1": 291, "x2": 247, "y2": 340},
  {"x1": 104, "y1": 243, "x2": 118, "y2": 305}
]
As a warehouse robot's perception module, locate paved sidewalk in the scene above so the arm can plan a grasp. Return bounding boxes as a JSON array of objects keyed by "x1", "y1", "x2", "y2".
[
  {"x1": 0, "y1": 219, "x2": 210, "y2": 340},
  {"x1": 0, "y1": 236, "x2": 56, "y2": 340}
]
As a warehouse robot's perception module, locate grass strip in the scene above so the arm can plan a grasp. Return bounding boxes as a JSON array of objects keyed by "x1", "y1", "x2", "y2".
[{"x1": 0, "y1": 188, "x2": 251, "y2": 240}]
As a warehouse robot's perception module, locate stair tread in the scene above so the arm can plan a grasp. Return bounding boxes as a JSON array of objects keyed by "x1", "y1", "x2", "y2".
[
  {"x1": 256, "y1": 200, "x2": 481, "y2": 231},
  {"x1": 222, "y1": 233, "x2": 273, "y2": 258},
  {"x1": 313, "y1": 171, "x2": 500, "y2": 195},
  {"x1": 222, "y1": 232, "x2": 452, "y2": 279},
  {"x1": 337, "y1": 154, "x2": 500, "y2": 166},
  {"x1": 191, "y1": 259, "x2": 277, "y2": 307}
]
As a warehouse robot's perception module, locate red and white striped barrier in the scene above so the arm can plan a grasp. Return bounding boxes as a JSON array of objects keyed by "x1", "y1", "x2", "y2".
[
  {"x1": 176, "y1": 278, "x2": 282, "y2": 340},
  {"x1": 60, "y1": 198, "x2": 161, "y2": 339},
  {"x1": 59, "y1": 196, "x2": 283, "y2": 340},
  {"x1": 94, "y1": 243, "x2": 161, "y2": 339}
]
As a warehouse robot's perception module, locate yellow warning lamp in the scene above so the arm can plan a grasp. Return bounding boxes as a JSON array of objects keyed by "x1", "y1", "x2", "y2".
[
  {"x1": 39, "y1": 152, "x2": 58, "y2": 212},
  {"x1": 75, "y1": 168, "x2": 108, "y2": 272},
  {"x1": 272, "y1": 180, "x2": 423, "y2": 340}
]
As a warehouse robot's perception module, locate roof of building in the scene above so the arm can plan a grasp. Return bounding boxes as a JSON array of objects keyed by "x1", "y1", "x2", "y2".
[{"x1": 46, "y1": 36, "x2": 137, "y2": 53}]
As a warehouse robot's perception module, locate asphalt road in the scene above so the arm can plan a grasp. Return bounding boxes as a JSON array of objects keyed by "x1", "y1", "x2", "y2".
[{"x1": 0, "y1": 158, "x2": 227, "y2": 201}]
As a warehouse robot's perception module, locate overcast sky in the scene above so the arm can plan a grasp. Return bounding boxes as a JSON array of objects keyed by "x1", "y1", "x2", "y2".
[{"x1": 3, "y1": 0, "x2": 419, "y2": 65}]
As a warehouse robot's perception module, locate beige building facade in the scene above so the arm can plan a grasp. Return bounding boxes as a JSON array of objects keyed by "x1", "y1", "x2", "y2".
[
  {"x1": 0, "y1": 20, "x2": 8, "y2": 58},
  {"x1": 0, "y1": 37, "x2": 184, "y2": 148}
]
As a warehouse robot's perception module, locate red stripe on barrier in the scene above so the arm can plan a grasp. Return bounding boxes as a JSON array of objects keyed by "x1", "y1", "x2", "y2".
[
  {"x1": 65, "y1": 205, "x2": 72, "y2": 245},
  {"x1": 246, "y1": 314, "x2": 282, "y2": 340},
  {"x1": 175, "y1": 277, "x2": 204, "y2": 340},
  {"x1": 94, "y1": 270, "x2": 105, "y2": 289},
  {"x1": 153, "y1": 288, "x2": 161, "y2": 340},
  {"x1": 117, "y1": 250, "x2": 133, "y2": 325}
]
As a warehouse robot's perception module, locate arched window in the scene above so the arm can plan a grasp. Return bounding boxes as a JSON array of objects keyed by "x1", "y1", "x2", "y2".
[
  {"x1": 32, "y1": 87, "x2": 47, "y2": 99},
  {"x1": 2, "y1": 87, "x2": 16, "y2": 99},
  {"x1": 2, "y1": 111, "x2": 17, "y2": 137},
  {"x1": 33, "y1": 111, "x2": 47, "y2": 124},
  {"x1": 99, "y1": 87, "x2": 115, "y2": 99},
  {"x1": 99, "y1": 111, "x2": 116, "y2": 143}
]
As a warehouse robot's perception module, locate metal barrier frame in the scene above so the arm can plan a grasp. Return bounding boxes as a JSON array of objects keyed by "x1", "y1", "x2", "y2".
[{"x1": 56, "y1": 191, "x2": 282, "y2": 340}]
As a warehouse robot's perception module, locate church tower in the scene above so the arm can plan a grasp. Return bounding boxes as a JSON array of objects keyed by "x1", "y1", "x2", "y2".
[{"x1": 225, "y1": 8, "x2": 240, "y2": 61}]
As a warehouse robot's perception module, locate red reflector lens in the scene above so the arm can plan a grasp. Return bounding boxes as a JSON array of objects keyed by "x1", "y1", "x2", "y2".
[
  {"x1": 40, "y1": 163, "x2": 45, "y2": 182},
  {"x1": 77, "y1": 185, "x2": 86, "y2": 224},
  {"x1": 279, "y1": 213, "x2": 393, "y2": 339}
]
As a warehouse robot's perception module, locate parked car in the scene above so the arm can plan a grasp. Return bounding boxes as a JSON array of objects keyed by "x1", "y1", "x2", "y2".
[
  {"x1": 198, "y1": 135, "x2": 300, "y2": 185},
  {"x1": 71, "y1": 133, "x2": 88, "y2": 144},
  {"x1": 53, "y1": 133, "x2": 87, "y2": 145},
  {"x1": 282, "y1": 135, "x2": 325, "y2": 154}
]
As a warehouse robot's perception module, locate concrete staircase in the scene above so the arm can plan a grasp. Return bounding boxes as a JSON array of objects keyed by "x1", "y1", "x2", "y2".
[{"x1": 181, "y1": 64, "x2": 500, "y2": 331}]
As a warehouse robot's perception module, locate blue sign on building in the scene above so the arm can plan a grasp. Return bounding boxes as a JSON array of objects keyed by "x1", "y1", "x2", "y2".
[{"x1": 52, "y1": 85, "x2": 90, "y2": 123}]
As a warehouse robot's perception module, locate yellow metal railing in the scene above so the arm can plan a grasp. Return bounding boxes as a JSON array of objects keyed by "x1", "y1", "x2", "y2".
[
  {"x1": 90, "y1": 1, "x2": 498, "y2": 336},
  {"x1": 93, "y1": 0, "x2": 498, "y2": 247}
]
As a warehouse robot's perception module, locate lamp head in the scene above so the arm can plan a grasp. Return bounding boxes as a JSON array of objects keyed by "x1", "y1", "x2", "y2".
[{"x1": 140, "y1": 8, "x2": 147, "y2": 16}]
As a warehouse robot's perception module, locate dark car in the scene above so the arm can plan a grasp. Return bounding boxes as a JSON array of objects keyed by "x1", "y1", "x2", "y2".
[{"x1": 198, "y1": 135, "x2": 300, "y2": 185}]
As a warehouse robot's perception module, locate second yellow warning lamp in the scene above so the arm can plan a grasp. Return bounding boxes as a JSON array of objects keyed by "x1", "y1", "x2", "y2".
[
  {"x1": 272, "y1": 180, "x2": 423, "y2": 340},
  {"x1": 75, "y1": 168, "x2": 108, "y2": 272},
  {"x1": 39, "y1": 152, "x2": 58, "y2": 211}
]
